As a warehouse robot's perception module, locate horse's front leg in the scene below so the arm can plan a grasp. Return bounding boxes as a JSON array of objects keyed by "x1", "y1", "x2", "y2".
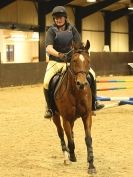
[
  {"x1": 63, "y1": 119, "x2": 77, "y2": 163},
  {"x1": 82, "y1": 115, "x2": 96, "y2": 174}
]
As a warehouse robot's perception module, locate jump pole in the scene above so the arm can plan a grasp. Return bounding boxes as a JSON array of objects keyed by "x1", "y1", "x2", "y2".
[
  {"x1": 97, "y1": 86, "x2": 133, "y2": 91},
  {"x1": 102, "y1": 100, "x2": 133, "y2": 109},
  {"x1": 97, "y1": 96, "x2": 133, "y2": 101},
  {"x1": 97, "y1": 80, "x2": 133, "y2": 83}
]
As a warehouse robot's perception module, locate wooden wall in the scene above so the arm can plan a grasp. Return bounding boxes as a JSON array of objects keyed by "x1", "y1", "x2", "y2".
[
  {"x1": 90, "y1": 52, "x2": 133, "y2": 76},
  {"x1": 0, "y1": 62, "x2": 46, "y2": 87},
  {"x1": 0, "y1": 52, "x2": 133, "y2": 87}
]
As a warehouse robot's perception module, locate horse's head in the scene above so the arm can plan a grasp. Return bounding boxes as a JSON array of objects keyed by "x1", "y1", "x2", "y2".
[{"x1": 70, "y1": 40, "x2": 90, "y2": 90}]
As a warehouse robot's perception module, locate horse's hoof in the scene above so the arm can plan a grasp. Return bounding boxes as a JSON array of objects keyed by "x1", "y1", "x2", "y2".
[
  {"x1": 70, "y1": 153, "x2": 77, "y2": 162},
  {"x1": 70, "y1": 157, "x2": 77, "y2": 162},
  {"x1": 64, "y1": 159, "x2": 71, "y2": 165},
  {"x1": 63, "y1": 151, "x2": 70, "y2": 165},
  {"x1": 88, "y1": 167, "x2": 96, "y2": 174}
]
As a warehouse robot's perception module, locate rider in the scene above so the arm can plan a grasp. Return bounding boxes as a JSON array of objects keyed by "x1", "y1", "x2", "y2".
[{"x1": 43, "y1": 6, "x2": 104, "y2": 118}]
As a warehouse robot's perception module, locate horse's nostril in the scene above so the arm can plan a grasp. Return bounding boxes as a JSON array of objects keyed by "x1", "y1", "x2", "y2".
[
  {"x1": 85, "y1": 82, "x2": 88, "y2": 86},
  {"x1": 77, "y1": 81, "x2": 80, "y2": 85}
]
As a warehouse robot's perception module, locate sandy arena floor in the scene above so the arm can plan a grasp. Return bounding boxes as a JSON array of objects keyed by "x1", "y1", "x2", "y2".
[{"x1": 0, "y1": 76, "x2": 133, "y2": 177}]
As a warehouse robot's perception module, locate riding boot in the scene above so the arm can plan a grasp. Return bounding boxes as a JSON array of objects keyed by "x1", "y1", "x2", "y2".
[
  {"x1": 43, "y1": 88, "x2": 53, "y2": 119},
  {"x1": 88, "y1": 73, "x2": 104, "y2": 112}
]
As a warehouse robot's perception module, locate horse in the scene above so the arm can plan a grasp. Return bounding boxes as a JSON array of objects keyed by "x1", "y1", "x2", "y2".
[{"x1": 51, "y1": 40, "x2": 96, "y2": 174}]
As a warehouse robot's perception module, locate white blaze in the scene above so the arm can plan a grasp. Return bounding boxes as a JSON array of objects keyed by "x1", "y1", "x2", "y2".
[{"x1": 79, "y1": 54, "x2": 85, "y2": 61}]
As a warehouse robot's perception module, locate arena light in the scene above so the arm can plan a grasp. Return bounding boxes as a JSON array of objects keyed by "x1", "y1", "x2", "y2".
[
  {"x1": 32, "y1": 32, "x2": 39, "y2": 41},
  {"x1": 6, "y1": 34, "x2": 26, "y2": 41},
  {"x1": 128, "y1": 0, "x2": 133, "y2": 10},
  {"x1": 128, "y1": 4, "x2": 133, "y2": 10},
  {"x1": 11, "y1": 34, "x2": 26, "y2": 40},
  {"x1": 103, "y1": 45, "x2": 110, "y2": 52},
  {"x1": 86, "y1": 0, "x2": 96, "y2": 2}
]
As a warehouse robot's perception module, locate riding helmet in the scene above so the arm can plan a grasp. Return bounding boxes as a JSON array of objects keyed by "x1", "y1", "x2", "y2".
[{"x1": 52, "y1": 6, "x2": 67, "y2": 18}]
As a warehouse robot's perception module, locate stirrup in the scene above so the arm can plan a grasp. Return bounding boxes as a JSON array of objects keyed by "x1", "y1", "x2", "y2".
[{"x1": 44, "y1": 109, "x2": 53, "y2": 119}]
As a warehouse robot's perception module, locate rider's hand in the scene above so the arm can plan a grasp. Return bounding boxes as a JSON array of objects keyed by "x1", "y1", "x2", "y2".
[{"x1": 58, "y1": 52, "x2": 65, "y2": 59}]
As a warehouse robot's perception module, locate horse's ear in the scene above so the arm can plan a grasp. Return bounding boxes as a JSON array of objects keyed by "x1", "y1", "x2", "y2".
[{"x1": 85, "y1": 40, "x2": 90, "y2": 50}]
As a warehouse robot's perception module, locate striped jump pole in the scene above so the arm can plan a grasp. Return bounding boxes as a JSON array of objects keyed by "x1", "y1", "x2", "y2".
[
  {"x1": 102, "y1": 100, "x2": 133, "y2": 109},
  {"x1": 97, "y1": 86, "x2": 133, "y2": 91},
  {"x1": 97, "y1": 96, "x2": 133, "y2": 101},
  {"x1": 97, "y1": 79, "x2": 133, "y2": 83}
]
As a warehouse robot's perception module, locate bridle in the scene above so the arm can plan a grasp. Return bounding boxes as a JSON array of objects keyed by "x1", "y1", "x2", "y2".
[{"x1": 68, "y1": 49, "x2": 90, "y2": 78}]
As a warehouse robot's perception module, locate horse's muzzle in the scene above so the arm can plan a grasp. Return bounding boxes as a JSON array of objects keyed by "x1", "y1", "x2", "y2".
[{"x1": 76, "y1": 81, "x2": 88, "y2": 90}]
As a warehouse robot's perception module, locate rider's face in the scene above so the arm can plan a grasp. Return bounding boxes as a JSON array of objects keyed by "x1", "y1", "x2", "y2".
[{"x1": 54, "y1": 16, "x2": 66, "y2": 27}]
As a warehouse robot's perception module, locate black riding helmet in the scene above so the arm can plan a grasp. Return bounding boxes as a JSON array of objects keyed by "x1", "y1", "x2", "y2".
[{"x1": 52, "y1": 6, "x2": 67, "y2": 18}]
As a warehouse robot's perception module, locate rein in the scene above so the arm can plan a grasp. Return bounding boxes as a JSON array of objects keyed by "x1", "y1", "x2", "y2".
[{"x1": 62, "y1": 48, "x2": 74, "y2": 63}]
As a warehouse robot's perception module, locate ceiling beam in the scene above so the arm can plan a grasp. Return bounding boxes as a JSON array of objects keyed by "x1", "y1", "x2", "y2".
[
  {"x1": 75, "y1": 0, "x2": 120, "y2": 18},
  {"x1": 38, "y1": 0, "x2": 73, "y2": 14},
  {"x1": 104, "y1": 7, "x2": 133, "y2": 22},
  {"x1": 0, "y1": 0, "x2": 15, "y2": 9}
]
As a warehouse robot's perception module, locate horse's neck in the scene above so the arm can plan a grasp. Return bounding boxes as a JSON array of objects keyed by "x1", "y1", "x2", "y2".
[
  {"x1": 67, "y1": 68, "x2": 77, "y2": 93},
  {"x1": 59, "y1": 68, "x2": 75, "y2": 92}
]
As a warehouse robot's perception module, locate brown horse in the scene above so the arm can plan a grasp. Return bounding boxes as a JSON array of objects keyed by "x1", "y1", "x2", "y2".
[{"x1": 52, "y1": 40, "x2": 96, "y2": 174}]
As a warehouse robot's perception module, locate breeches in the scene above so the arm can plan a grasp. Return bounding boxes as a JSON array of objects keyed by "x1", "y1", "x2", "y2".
[
  {"x1": 43, "y1": 61, "x2": 66, "y2": 89},
  {"x1": 89, "y1": 67, "x2": 96, "y2": 80}
]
